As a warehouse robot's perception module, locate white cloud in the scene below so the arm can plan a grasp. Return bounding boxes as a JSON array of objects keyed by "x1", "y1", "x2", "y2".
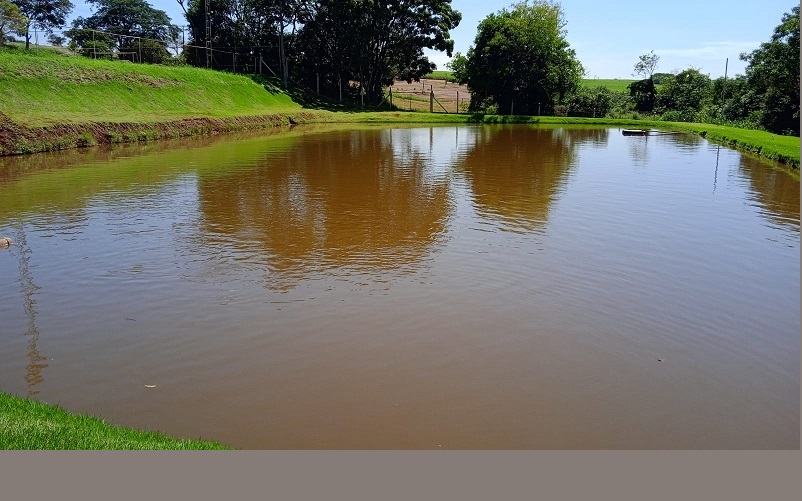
[{"x1": 655, "y1": 41, "x2": 760, "y2": 60}]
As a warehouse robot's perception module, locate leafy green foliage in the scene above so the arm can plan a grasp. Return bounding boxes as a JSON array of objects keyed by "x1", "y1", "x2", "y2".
[
  {"x1": 464, "y1": 0, "x2": 584, "y2": 115},
  {"x1": 739, "y1": 5, "x2": 799, "y2": 135},
  {"x1": 565, "y1": 86, "x2": 614, "y2": 117},
  {"x1": 296, "y1": 0, "x2": 461, "y2": 105},
  {"x1": 445, "y1": 51, "x2": 467, "y2": 84},
  {"x1": 1, "y1": 0, "x2": 26, "y2": 42},
  {"x1": 657, "y1": 68, "x2": 712, "y2": 118},
  {"x1": 633, "y1": 50, "x2": 659, "y2": 79},
  {"x1": 67, "y1": 0, "x2": 178, "y2": 64},
  {"x1": 628, "y1": 78, "x2": 656, "y2": 112},
  {"x1": 11, "y1": 0, "x2": 73, "y2": 49}
]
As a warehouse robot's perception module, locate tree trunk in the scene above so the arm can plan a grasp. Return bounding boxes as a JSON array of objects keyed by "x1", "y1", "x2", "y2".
[{"x1": 24, "y1": 21, "x2": 31, "y2": 50}]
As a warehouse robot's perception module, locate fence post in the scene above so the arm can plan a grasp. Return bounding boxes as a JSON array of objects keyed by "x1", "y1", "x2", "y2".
[
  {"x1": 389, "y1": 87, "x2": 393, "y2": 108},
  {"x1": 456, "y1": 91, "x2": 459, "y2": 113},
  {"x1": 430, "y1": 91, "x2": 434, "y2": 113}
]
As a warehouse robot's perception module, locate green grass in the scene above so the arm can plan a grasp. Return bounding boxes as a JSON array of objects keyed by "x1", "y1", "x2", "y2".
[
  {"x1": 0, "y1": 45, "x2": 797, "y2": 167},
  {"x1": 0, "y1": 391, "x2": 231, "y2": 449},
  {"x1": 423, "y1": 70, "x2": 457, "y2": 82},
  {"x1": 581, "y1": 78, "x2": 638, "y2": 92},
  {"x1": 0, "y1": 45, "x2": 301, "y2": 126}
]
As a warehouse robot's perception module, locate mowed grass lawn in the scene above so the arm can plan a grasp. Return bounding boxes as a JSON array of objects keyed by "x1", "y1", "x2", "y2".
[
  {"x1": 0, "y1": 46, "x2": 301, "y2": 126},
  {"x1": 0, "y1": 391, "x2": 230, "y2": 450}
]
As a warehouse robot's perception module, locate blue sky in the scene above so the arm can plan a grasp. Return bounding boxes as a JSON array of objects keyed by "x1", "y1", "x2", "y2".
[{"x1": 67, "y1": 0, "x2": 796, "y2": 79}]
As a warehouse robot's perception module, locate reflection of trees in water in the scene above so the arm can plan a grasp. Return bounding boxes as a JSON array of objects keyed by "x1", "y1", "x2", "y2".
[
  {"x1": 456, "y1": 126, "x2": 587, "y2": 233},
  {"x1": 196, "y1": 129, "x2": 453, "y2": 289},
  {"x1": 11, "y1": 226, "x2": 48, "y2": 396},
  {"x1": 736, "y1": 154, "x2": 800, "y2": 233}
]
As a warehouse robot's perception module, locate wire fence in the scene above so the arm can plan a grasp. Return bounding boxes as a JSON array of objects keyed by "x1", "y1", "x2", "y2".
[{"x1": 2, "y1": 16, "x2": 474, "y2": 113}]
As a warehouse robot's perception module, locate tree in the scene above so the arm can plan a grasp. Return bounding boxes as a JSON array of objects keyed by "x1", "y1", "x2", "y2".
[
  {"x1": 628, "y1": 51, "x2": 659, "y2": 113},
  {"x1": 740, "y1": 5, "x2": 799, "y2": 135},
  {"x1": 445, "y1": 51, "x2": 468, "y2": 84},
  {"x1": 1, "y1": 0, "x2": 27, "y2": 42},
  {"x1": 11, "y1": 0, "x2": 73, "y2": 49},
  {"x1": 463, "y1": 0, "x2": 584, "y2": 115},
  {"x1": 627, "y1": 78, "x2": 656, "y2": 113},
  {"x1": 296, "y1": 0, "x2": 461, "y2": 105},
  {"x1": 46, "y1": 33, "x2": 65, "y2": 45},
  {"x1": 656, "y1": 68, "x2": 712, "y2": 120},
  {"x1": 633, "y1": 50, "x2": 659, "y2": 80},
  {"x1": 178, "y1": 0, "x2": 310, "y2": 75},
  {"x1": 67, "y1": 0, "x2": 179, "y2": 63}
]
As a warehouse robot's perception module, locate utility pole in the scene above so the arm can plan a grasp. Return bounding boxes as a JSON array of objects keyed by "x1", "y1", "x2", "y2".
[
  {"x1": 720, "y1": 58, "x2": 729, "y2": 113},
  {"x1": 205, "y1": 3, "x2": 213, "y2": 69}
]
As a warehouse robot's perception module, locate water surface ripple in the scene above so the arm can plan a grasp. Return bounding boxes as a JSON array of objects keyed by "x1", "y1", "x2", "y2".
[{"x1": 0, "y1": 125, "x2": 798, "y2": 449}]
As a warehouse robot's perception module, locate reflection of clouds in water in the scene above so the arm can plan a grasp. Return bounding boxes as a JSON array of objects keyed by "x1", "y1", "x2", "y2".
[{"x1": 391, "y1": 127, "x2": 479, "y2": 176}]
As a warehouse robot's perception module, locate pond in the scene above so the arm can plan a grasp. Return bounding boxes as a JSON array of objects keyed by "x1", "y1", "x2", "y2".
[{"x1": 0, "y1": 124, "x2": 798, "y2": 449}]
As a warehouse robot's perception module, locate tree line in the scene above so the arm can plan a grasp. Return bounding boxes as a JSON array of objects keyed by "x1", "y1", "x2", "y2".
[{"x1": 2, "y1": 0, "x2": 798, "y2": 136}]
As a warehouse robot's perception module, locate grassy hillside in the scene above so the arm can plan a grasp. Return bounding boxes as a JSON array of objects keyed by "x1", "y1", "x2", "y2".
[{"x1": 0, "y1": 45, "x2": 301, "y2": 126}]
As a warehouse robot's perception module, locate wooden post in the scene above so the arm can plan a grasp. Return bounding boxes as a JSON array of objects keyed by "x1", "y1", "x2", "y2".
[
  {"x1": 389, "y1": 87, "x2": 393, "y2": 108},
  {"x1": 430, "y1": 90, "x2": 434, "y2": 113},
  {"x1": 456, "y1": 91, "x2": 459, "y2": 113}
]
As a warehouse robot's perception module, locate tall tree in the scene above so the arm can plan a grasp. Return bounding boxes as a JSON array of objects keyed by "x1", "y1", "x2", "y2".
[
  {"x1": 68, "y1": 0, "x2": 179, "y2": 63},
  {"x1": 740, "y1": 5, "x2": 799, "y2": 135},
  {"x1": 297, "y1": 0, "x2": 461, "y2": 104},
  {"x1": 11, "y1": 0, "x2": 73, "y2": 49},
  {"x1": 464, "y1": 0, "x2": 583, "y2": 115}
]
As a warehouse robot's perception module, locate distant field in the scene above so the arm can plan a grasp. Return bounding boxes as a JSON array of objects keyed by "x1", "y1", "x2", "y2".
[
  {"x1": 581, "y1": 79, "x2": 637, "y2": 92},
  {"x1": 424, "y1": 70, "x2": 457, "y2": 82}
]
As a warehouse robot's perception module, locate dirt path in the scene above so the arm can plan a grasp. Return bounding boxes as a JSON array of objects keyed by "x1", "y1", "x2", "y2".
[{"x1": 390, "y1": 78, "x2": 471, "y2": 113}]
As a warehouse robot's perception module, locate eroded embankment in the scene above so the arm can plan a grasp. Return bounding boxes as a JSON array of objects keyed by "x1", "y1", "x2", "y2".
[{"x1": 0, "y1": 111, "x2": 322, "y2": 156}]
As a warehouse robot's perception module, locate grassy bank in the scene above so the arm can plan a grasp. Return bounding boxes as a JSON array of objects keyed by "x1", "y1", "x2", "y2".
[
  {"x1": 0, "y1": 45, "x2": 301, "y2": 125},
  {"x1": 0, "y1": 391, "x2": 230, "y2": 449},
  {"x1": 1, "y1": 45, "x2": 798, "y2": 168}
]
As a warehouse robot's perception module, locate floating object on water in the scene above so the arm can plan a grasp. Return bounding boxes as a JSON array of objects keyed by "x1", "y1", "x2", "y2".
[
  {"x1": 0, "y1": 237, "x2": 12, "y2": 248},
  {"x1": 622, "y1": 129, "x2": 649, "y2": 136},
  {"x1": 623, "y1": 129, "x2": 686, "y2": 137}
]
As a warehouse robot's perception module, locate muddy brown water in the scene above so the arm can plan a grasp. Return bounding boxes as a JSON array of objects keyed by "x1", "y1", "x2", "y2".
[{"x1": 0, "y1": 124, "x2": 798, "y2": 449}]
